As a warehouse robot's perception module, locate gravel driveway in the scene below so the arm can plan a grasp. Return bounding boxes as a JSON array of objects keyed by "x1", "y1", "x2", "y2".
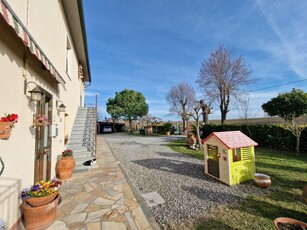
[{"x1": 104, "y1": 133, "x2": 264, "y2": 228}]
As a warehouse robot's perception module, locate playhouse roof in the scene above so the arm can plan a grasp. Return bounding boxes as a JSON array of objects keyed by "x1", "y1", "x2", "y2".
[{"x1": 203, "y1": 131, "x2": 258, "y2": 149}]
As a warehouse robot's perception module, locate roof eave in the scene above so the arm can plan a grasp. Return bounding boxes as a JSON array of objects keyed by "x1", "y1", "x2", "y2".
[{"x1": 62, "y1": 0, "x2": 91, "y2": 82}]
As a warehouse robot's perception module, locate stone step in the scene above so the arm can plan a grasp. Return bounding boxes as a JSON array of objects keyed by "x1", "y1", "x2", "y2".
[
  {"x1": 73, "y1": 163, "x2": 99, "y2": 173},
  {"x1": 70, "y1": 133, "x2": 95, "y2": 137},
  {"x1": 69, "y1": 141, "x2": 95, "y2": 145},
  {"x1": 72, "y1": 124, "x2": 96, "y2": 128},
  {"x1": 70, "y1": 136, "x2": 95, "y2": 140},
  {"x1": 72, "y1": 149, "x2": 91, "y2": 155},
  {"x1": 74, "y1": 156, "x2": 94, "y2": 164},
  {"x1": 74, "y1": 152, "x2": 92, "y2": 158},
  {"x1": 74, "y1": 119, "x2": 96, "y2": 122},
  {"x1": 70, "y1": 107, "x2": 97, "y2": 174}
]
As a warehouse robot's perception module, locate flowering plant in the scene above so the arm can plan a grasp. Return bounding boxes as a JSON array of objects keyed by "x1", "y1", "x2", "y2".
[
  {"x1": 20, "y1": 178, "x2": 62, "y2": 200},
  {"x1": 0, "y1": 113, "x2": 18, "y2": 123},
  {"x1": 62, "y1": 148, "x2": 73, "y2": 158},
  {"x1": 33, "y1": 115, "x2": 49, "y2": 127}
]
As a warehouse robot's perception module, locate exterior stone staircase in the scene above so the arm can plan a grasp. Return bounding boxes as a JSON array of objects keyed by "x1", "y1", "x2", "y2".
[{"x1": 68, "y1": 107, "x2": 97, "y2": 172}]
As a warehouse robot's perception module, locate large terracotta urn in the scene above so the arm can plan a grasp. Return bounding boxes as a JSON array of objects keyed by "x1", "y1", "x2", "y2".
[
  {"x1": 254, "y1": 173, "x2": 271, "y2": 188},
  {"x1": 56, "y1": 156, "x2": 75, "y2": 180},
  {"x1": 22, "y1": 194, "x2": 60, "y2": 230},
  {"x1": 274, "y1": 217, "x2": 307, "y2": 230},
  {"x1": 144, "y1": 126, "x2": 152, "y2": 135},
  {"x1": 186, "y1": 133, "x2": 196, "y2": 146}
]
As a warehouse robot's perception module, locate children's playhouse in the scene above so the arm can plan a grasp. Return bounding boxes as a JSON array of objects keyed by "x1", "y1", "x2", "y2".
[{"x1": 203, "y1": 131, "x2": 258, "y2": 185}]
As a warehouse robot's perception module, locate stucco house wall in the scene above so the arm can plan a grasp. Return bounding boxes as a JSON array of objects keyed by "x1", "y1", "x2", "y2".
[{"x1": 0, "y1": 0, "x2": 91, "y2": 228}]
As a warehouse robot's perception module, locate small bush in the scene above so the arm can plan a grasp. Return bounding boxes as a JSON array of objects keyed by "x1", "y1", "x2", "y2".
[{"x1": 163, "y1": 122, "x2": 174, "y2": 132}]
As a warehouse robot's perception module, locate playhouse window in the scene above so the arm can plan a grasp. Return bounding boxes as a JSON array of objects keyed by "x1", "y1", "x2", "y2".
[
  {"x1": 241, "y1": 147, "x2": 252, "y2": 161},
  {"x1": 233, "y1": 148, "x2": 241, "y2": 162}
]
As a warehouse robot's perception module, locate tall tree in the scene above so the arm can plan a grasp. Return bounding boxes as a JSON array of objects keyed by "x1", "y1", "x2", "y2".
[
  {"x1": 197, "y1": 45, "x2": 257, "y2": 124},
  {"x1": 114, "y1": 89, "x2": 149, "y2": 133},
  {"x1": 106, "y1": 98, "x2": 123, "y2": 133},
  {"x1": 262, "y1": 88, "x2": 307, "y2": 155},
  {"x1": 165, "y1": 82, "x2": 196, "y2": 130}
]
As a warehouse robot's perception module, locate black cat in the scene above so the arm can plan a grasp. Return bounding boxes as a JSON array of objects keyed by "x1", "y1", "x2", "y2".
[{"x1": 83, "y1": 158, "x2": 96, "y2": 166}]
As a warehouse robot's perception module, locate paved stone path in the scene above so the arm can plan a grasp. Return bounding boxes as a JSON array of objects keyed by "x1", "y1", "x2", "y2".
[{"x1": 46, "y1": 136, "x2": 157, "y2": 230}]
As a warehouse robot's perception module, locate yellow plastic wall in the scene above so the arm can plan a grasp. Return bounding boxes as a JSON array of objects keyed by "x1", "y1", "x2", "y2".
[{"x1": 229, "y1": 147, "x2": 255, "y2": 185}]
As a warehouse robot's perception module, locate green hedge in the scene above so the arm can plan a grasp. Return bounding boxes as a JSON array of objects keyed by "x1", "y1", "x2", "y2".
[{"x1": 201, "y1": 124, "x2": 307, "y2": 154}]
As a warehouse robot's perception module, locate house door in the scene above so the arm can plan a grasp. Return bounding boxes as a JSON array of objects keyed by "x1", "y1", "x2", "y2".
[
  {"x1": 34, "y1": 93, "x2": 52, "y2": 182},
  {"x1": 207, "y1": 145, "x2": 220, "y2": 179}
]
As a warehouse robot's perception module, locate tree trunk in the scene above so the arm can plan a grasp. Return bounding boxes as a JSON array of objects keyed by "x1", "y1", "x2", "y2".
[
  {"x1": 182, "y1": 118, "x2": 186, "y2": 131},
  {"x1": 128, "y1": 118, "x2": 133, "y2": 134},
  {"x1": 296, "y1": 135, "x2": 300, "y2": 156},
  {"x1": 112, "y1": 120, "x2": 116, "y2": 133},
  {"x1": 195, "y1": 125, "x2": 203, "y2": 149},
  {"x1": 221, "y1": 111, "x2": 226, "y2": 124}
]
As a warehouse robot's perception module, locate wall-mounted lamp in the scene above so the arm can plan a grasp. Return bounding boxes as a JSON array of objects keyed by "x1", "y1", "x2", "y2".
[
  {"x1": 56, "y1": 100, "x2": 66, "y2": 112},
  {"x1": 24, "y1": 81, "x2": 44, "y2": 102}
]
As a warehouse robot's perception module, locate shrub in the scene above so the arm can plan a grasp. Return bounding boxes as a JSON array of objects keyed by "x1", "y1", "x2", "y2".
[
  {"x1": 163, "y1": 122, "x2": 173, "y2": 132},
  {"x1": 201, "y1": 124, "x2": 306, "y2": 153}
]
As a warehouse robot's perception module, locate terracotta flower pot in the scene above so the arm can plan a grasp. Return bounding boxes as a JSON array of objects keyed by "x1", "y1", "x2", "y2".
[
  {"x1": 26, "y1": 192, "x2": 58, "y2": 207},
  {"x1": 22, "y1": 194, "x2": 60, "y2": 230},
  {"x1": 186, "y1": 133, "x2": 196, "y2": 146},
  {"x1": 254, "y1": 173, "x2": 271, "y2": 188},
  {"x1": 56, "y1": 156, "x2": 75, "y2": 180},
  {"x1": 165, "y1": 131, "x2": 170, "y2": 136},
  {"x1": 274, "y1": 217, "x2": 307, "y2": 230},
  {"x1": 0, "y1": 122, "x2": 13, "y2": 139}
]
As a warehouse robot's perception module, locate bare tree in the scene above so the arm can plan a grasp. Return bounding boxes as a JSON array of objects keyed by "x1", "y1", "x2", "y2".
[
  {"x1": 141, "y1": 114, "x2": 154, "y2": 126},
  {"x1": 166, "y1": 82, "x2": 196, "y2": 130},
  {"x1": 235, "y1": 95, "x2": 253, "y2": 120},
  {"x1": 197, "y1": 45, "x2": 257, "y2": 124},
  {"x1": 182, "y1": 100, "x2": 204, "y2": 149},
  {"x1": 235, "y1": 95, "x2": 254, "y2": 137},
  {"x1": 199, "y1": 99, "x2": 212, "y2": 125}
]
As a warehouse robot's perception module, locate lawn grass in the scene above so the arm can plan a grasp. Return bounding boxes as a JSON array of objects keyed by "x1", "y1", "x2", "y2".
[
  {"x1": 168, "y1": 138, "x2": 204, "y2": 160},
  {"x1": 168, "y1": 139, "x2": 307, "y2": 230}
]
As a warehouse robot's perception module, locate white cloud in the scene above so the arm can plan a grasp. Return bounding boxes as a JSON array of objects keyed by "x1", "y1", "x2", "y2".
[{"x1": 256, "y1": 0, "x2": 307, "y2": 79}]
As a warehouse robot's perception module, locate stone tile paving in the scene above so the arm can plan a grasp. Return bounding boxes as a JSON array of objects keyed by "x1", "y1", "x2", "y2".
[{"x1": 46, "y1": 136, "x2": 158, "y2": 230}]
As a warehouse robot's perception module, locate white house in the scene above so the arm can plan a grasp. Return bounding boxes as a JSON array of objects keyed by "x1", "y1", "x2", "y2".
[{"x1": 0, "y1": 0, "x2": 92, "y2": 228}]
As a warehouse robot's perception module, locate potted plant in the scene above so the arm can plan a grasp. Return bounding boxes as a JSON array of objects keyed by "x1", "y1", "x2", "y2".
[
  {"x1": 144, "y1": 125, "x2": 153, "y2": 135},
  {"x1": 0, "y1": 113, "x2": 18, "y2": 139},
  {"x1": 186, "y1": 132, "x2": 197, "y2": 148},
  {"x1": 56, "y1": 149, "x2": 75, "y2": 180},
  {"x1": 163, "y1": 122, "x2": 173, "y2": 136},
  {"x1": 20, "y1": 178, "x2": 62, "y2": 206},
  {"x1": 33, "y1": 115, "x2": 49, "y2": 127},
  {"x1": 20, "y1": 178, "x2": 62, "y2": 229}
]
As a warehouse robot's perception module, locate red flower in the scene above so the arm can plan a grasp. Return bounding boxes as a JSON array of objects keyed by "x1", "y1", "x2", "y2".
[
  {"x1": 0, "y1": 113, "x2": 19, "y2": 123},
  {"x1": 8, "y1": 114, "x2": 18, "y2": 123},
  {"x1": 0, "y1": 117, "x2": 9, "y2": 122}
]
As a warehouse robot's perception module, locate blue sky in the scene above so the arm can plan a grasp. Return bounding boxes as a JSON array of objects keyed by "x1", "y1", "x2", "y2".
[{"x1": 83, "y1": 0, "x2": 307, "y2": 121}]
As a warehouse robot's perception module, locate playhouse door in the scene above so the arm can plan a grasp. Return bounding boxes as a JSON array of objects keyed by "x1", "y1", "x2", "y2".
[{"x1": 207, "y1": 145, "x2": 220, "y2": 179}]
